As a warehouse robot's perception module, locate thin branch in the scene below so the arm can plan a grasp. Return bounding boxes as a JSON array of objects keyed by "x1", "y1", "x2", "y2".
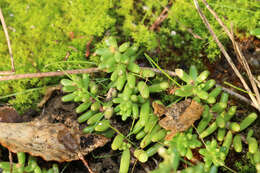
[
  {"x1": 174, "y1": 19, "x2": 202, "y2": 40},
  {"x1": 150, "y1": 1, "x2": 172, "y2": 31},
  {"x1": 142, "y1": 67, "x2": 176, "y2": 76},
  {"x1": 151, "y1": 1, "x2": 202, "y2": 39},
  {"x1": 8, "y1": 151, "x2": 13, "y2": 173},
  {"x1": 186, "y1": 28, "x2": 203, "y2": 40},
  {"x1": 0, "y1": 67, "x2": 175, "y2": 81},
  {"x1": 254, "y1": 77, "x2": 260, "y2": 89},
  {"x1": 0, "y1": 65, "x2": 256, "y2": 110},
  {"x1": 0, "y1": 71, "x2": 15, "y2": 75},
  {"x1": 0, "y1": 8, "x2": 15, "y2": 72},
  {"x1": 216, "y1": 84, "x2": 255, "y2": 108},
  {"x1": 85, "y1": 38, "x2": 93, "y2": 58},
  {"x1": 200, "y1": 0, "x2": 260, "y2": 108},
  {"x1": 64, "y1": 52, "x2": 70, "y2": 61},
  {"x1": 0, "y1": 68, "x2": 100, "y2": 81},
  {"x1": 193, "y1": 0, "x2": 260, "y2": 111},
  {"x1": 78, "y1": 153, "x2": 95, "y2": 173}
]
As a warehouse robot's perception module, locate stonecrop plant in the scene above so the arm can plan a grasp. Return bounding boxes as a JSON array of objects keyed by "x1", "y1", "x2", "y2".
[
  {"x1": 0, "y1": 36, "x2": 257, "y2": 172},
  {"x1": 0, "y1": 152, "x2": 59, "y2": 173},
  {"x1": 56, "y1": 37, "x2": 259, "y2": 173},
  {"x1": 2, "y1": 36, "x2": 256, "y2": 172}
]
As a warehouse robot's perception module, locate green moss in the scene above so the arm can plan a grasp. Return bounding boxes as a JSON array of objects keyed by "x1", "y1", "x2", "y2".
[
  {"x1": 167, "y1": 0, "x2": 260, "y2": 61},
  {"x1": 0, "y1": 0, "x2": 115, "y2": 112},
  {"x1": 114, "y1": 0, "x2": 259, "y2": 63},
  {"x1": 229, "y1": 160, "x2": 256, "y2": 173}
]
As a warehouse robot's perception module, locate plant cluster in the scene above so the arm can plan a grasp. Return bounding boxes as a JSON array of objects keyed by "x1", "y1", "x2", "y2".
[
  {"x1": 0, "y1": 36, "x2": 259, "y2": 172},
  {"x1": 0, "y1": 152, "x2": 59, "y2": 173},
  {"x1": 56, "y1": 37, "x2": 259, "y2": 172}
]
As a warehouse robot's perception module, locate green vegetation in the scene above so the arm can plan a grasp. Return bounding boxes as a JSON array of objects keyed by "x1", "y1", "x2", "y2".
[
  {"x1": 55, "y1": 38, "x2": 258, "y2": 172},
  {"x1": 0, "y1": 0, "x2": 259, "y2": 172},
  {"x1": 0, "y1": 0, "x2": 115, "y2": 112},
  {"x1": 0, "y1": 153, "x2": 59, "y2": 173},
  {"x1": 0, "y1": 0, "x2": 259, "y2": 112}
]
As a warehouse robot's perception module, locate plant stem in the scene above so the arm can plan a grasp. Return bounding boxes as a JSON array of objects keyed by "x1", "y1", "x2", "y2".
[{"x1": 0, "y1": 68, "x2": 100, "y2": 81}]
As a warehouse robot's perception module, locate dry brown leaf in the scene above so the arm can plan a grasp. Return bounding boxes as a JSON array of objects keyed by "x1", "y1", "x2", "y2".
[
  {"x1": 0, "y1": 121, "x2": 109, "y2": 162},
  {"x1": 153, "y1": 99, "x2": 204, "y2": 140}
]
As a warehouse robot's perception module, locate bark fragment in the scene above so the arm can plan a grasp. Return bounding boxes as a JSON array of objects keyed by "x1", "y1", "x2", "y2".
[{"x1": 0, "y1": 120, "x2": 109, "y2": 162}]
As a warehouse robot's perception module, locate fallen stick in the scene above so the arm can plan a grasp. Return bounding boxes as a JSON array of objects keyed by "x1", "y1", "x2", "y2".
[
  {"x1": 193, "y1": 0, "x2": 260, "y2": 111},
  {"x1": 0, "y1": 68, "x2": 100, "y2": 81},
  {"x1": 0, "y1": 65, "x2": 257, "y2": 110},
  {"x1": 150, "y1": 4, "x2": 170, "y2": 31},
  {"x1": 217, "y1": 84, "x2": 254, "y2": 108},
  {"x1": 0, "y1": 67, "x2": 175, "y2": 81},
  {"x1": 0, "y1": 8, "x2": 15, "y2": 72},
  {"x1": 8, "y1": 151, "x2": 13, "y2": 173},
  {"x1": 200, "y1": 0, "x2": 260, "y2": 108}
]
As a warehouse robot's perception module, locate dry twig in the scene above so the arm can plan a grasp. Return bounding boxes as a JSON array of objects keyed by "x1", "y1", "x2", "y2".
[
  {"x1": 0, "y1": 68, "x2": 100, "y2": 81},
  {"x1": 255, "y1": 77, "x2": 260, "y2": 89},
  {"x1": 216, "y1": 84, "x2": 254, "y2": 108},
  {"x1": 0, "y1": 71, "x2": 15, "y2": 75},
  {"x1": 150, "y1": 1, "x2": 202, "y2": 39},
  {"x1": 186, "y1": 28, "x2": 203, "y2": 40},
  {"x1": 173, "y1": 20, "x2": 203, "y2": 40},
  {"x1": 64, "y1": 52, "x2": 70, "y2": 61},
  {"x1": 0, "y1": 67, "x2": 176, "y2": 81},
  {"x1": 8, "y1": 151, "x2": 13, "y2": 173},
  {"x1": 85, "y1": 38, "x2": 93, "y2": 58},
  {"x1": 142, "y1": 67, "x2": 176, "y2": 76},
  {"x1": 0, "y1": 66, "x2": 256, "y2": 109},
  {"x1": 193, "y1": 0, "x2": 260, "y2": 111},
  {"x1": 150, "y1": 1, "x2": 172, "y2": 31},
  {"x1": 78, "y1": 153, "x2": 95, "y2": 173},
  {"x1": 200, "y1": 0, "x2": 260, "y2": 107},
  {"x1": 0, "y1": 8, "x2": 15, "y2": 72}
]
